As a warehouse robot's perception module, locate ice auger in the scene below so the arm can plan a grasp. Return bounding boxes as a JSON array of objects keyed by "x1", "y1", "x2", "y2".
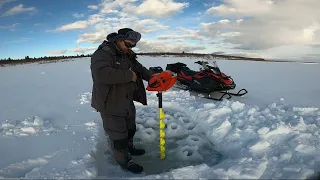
[{"x1": 146, "y1": 70, "x2": 177, "y2": 160}]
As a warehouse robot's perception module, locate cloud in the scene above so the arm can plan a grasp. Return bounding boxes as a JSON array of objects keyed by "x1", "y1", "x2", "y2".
[
  {"x1": 88, "y1": 5, "x2": 99, "y2": 10},
  {"x1": 304, "y1": 53, "x2": 320, "y2": 58},
  {"x1": 0, "y1": 0, "x2": 15, "y2": 8},
  {"x1": 203, "y1": 0, "x2": 320, "y2": 50},
  {"x1": 47, "y1": 0, "x2": 319, "y2": 60},
  {"x1": 1, "y1": 38, "x2": 32, "y2": 45},
  {"x1": 99, "y1": 0, "x2": 129, "y2": 15},
  {"x1": 54, "y1": 20, "x2": 90, "y2": 31},
  {"x1": 229, "y1": 51, "x2": 276, "y2": 59},
  {"x1": 76, "y1": 17, "x2": 169, "y2": 43},
  {"x1": 2, "y1": 4, "x2": 36, "y2": 17},
  {"x1": 77, "y1": 32, "x2": 108, "y2": 44},
  {"x1": 67, "y1": 0, "x2": 203, "y2": 54},
  {"x1": 157, "y1": 27, "x2": 204, "y2": 41},
  {"x1": 155, "y1": 23, "x2": 242, "y2": 42},
  {"x1": 76, "y1": 19, "x2": 169, "y2": 44},
  {"x1": 97, "y1": 0, "x2": 189, "y2": 18},
  {"x1": 47, "y1": 50, "x2": 68, "y2": 55},
  {"x1": 51, "y1": 0, "x2": 186, "y2": 48},
  {"x1": 206, "y1": 0, "x2": 273, "y2": 18},
  {"x1": 116, "y1": 19, "x2": 170, "y2": 34},
  {"x1": 70, "y1": 47, "x2": 97, "y2": 54},
  {"x1": 310, "y1": 44, "x2": 320, "y2": 48},
  {"x1": 47, "y1": 47, "x2": 96, "y2": 55},
  {"x1": 126, "y1": 0, "x2": 189, "y2": 18},
  {"x1": 73, "y1": 13, "x2": 84, "y2": 18},
  {"x1": 198, "y1": 19, "x2": 242, "y2": 38},
  {"x1": 136, "y1": 39, "x2": 206, "y2": 53},
  {"x1": 75, "y1": 18, "x2": 169, "y2": 44},
  {"x1": 0, "y1": 23, "x2": 19, "y2": 31},
  {"x1": 50, "y1": 14, "x2": 104, "y2": 32},
  {"x1": 157, "y1": 34, "x2": 201, "y2": 40}
]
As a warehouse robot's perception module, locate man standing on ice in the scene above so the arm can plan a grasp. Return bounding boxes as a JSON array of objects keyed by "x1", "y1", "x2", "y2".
[{"x1": 90, "y1": 28, "x2": 153, "y2": 174}]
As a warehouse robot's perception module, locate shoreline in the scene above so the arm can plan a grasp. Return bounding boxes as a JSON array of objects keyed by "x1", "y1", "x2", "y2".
[{"x1": 0, "y1": 53, "x2": 318, "y2": 67}]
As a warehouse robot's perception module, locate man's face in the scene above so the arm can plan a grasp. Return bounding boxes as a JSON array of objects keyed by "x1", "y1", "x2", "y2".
[{"x1": 119, "y1": 40, "x2": 136, "y2": 54}]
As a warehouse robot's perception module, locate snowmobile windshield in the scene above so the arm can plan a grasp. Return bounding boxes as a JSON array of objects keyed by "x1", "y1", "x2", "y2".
[
  {"x1": 208, "y1": 60, "x2": 218, "y2": 68},
  {"x1": 209, "y1": 61, "x2": 221, "y2": 74},
  {"x1": 202, "y1": 61, "x2": 217, "y2": 70}
]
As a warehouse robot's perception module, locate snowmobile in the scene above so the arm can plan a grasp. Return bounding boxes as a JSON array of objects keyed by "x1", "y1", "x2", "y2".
[
  {"x1": 163, "y1": 60, "x2": 248, "y2": 101},
  {"x1": 149, "y1": 66, "x2": 164, "y2": 74}
]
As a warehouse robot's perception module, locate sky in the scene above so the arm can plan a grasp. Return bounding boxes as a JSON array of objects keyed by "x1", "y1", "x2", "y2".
[{"x1": 0, "y1": 0, "x2": 319, "y2": 61}]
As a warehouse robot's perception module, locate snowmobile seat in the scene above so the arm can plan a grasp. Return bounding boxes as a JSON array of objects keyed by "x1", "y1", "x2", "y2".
[
  {"x1": 181, "y1": 67, "x2": 197, "y2": 76},
  {"x1": 166, "y1": 62, "x2": 187, "y2": 73},
  {"x1": 149, "y1": 66, "x2": 163, "y2": 74}
]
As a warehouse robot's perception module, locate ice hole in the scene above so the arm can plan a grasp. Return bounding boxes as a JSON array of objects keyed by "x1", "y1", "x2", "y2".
[
  {"x1": 191, "y1": 137, "x2": 199, "y2": 142},
  {"x1": 170, "y1": 123, "x2": 178, "y2": 130},
  {"x1": 183, "y1": 118, "x2": 190, "y2": 123},
  {"x1": 183, "y1": 149, "x2": 193, "y2": 156}
]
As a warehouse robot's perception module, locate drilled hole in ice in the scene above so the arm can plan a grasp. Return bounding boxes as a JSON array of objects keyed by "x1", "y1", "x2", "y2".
[
  {"x1": 191, "y1": 137, "x2": 199, "y2": 141},
  {"x1": 144, "y1": 128, "x2": 154, "y2": 135},
  {"x1": 183, "y1": 149, "x2": 193, "y2": 156},
  {"x1": 188, "y1": 124, "x2": 195, "y2": 130},
  {"x1": 170, "y1": 123, "x2": 178, "y2": 130},
  {"x1": 183, "y1": 118, "x2": 190, "y2": 123}
]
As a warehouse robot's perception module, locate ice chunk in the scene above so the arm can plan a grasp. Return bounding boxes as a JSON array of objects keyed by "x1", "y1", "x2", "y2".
[
  {"x1": 295, "y1": 144, "x2": 316, "y2": 154},
  {"x1": 280, "y1": 151, "x2": 292, "y2": 161},
  {"x1": 293, "y1": 107, "x2": 318, "y2": 115},
  {"x1": 1, "y1": 123, "x2": 15, "y2": 129},
  {"x1": 33, "y1": 116, "x2": 43, "y2": 126},
  {"x1": 136, "y1": 127, "x2": 157, "y2": 142},
  {"x1": 84, "y1": 122, "x2": 96, "y2": 127},
  {"x1": 203, "y1": 103, "x2": 216, "y2": 109},
  {"x1": 283, "y1": 165, "x2": 302, "y2": 172},
  {"x1": 247, "y1": 107, "x2": 258, "y2": 116},
  {"x1": 21, "y1": 127, "x2": 36, "y2": 134},
  {"x1": 250, "y1": 140, "x2": 270, "y2": 153},
  {"x1": 258, "y1": 127, "x2": 270, "y2": 135},
  {"x1": 265, "y1": 125, "x2": 291, "y2": 138},
  {"x1": 231, "y1": 101, "x2": 245, "y2": 111}
]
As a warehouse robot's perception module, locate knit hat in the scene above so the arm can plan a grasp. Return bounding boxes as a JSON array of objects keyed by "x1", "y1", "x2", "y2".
[{"x1": 106, "y1": 28, "x2": 141, "y2": 44}]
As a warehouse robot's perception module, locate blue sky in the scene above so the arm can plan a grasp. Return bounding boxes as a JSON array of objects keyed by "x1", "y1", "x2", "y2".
[{"x1": 0, "y1": 0, "x2": 319, "y2": 61}]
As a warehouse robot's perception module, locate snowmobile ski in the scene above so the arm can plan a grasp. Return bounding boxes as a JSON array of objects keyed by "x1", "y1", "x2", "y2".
[{"x1": 173, "y1": 83, "x2": 247, "y2": 101}]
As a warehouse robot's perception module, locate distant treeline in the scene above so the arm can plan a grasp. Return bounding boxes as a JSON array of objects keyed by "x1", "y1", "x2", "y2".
[
  {"x1": 0, "y1": 52, "x2": 266, "y2": 66},
  {"x1": 136, "y1": 52, "x2": 266, "y2": 61},
  {"x1": 0, "y1": 54, "x2": 91, "y2": 66}
]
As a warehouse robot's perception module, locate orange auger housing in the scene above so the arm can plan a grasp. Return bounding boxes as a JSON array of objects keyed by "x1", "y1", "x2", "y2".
[{"x1": 146, "y1": 71, "x2": 177, "y2": 92}]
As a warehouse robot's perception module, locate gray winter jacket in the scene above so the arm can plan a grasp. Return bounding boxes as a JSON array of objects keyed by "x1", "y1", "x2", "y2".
[{"x1": 90, "y1": 41, "x2": 153, "y2": 116}]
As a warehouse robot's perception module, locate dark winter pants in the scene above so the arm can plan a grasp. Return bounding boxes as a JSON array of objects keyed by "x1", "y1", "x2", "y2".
[{"x1": 100, "y1": 111, "x2": 136, "y2": 166}]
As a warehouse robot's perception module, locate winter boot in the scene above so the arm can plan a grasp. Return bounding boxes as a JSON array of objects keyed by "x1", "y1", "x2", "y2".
[
  {"x1": 128, "y1": 139, "x2": 145, "y2": 156},
  {"x1": 121, "y1": 160, "x2": 143, "y2": 174}
]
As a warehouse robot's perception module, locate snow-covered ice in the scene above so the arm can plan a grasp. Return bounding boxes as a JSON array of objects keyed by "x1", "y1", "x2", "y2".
[{"x1": 0, "y1": 56, "x2": 319, "y2": 179}]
